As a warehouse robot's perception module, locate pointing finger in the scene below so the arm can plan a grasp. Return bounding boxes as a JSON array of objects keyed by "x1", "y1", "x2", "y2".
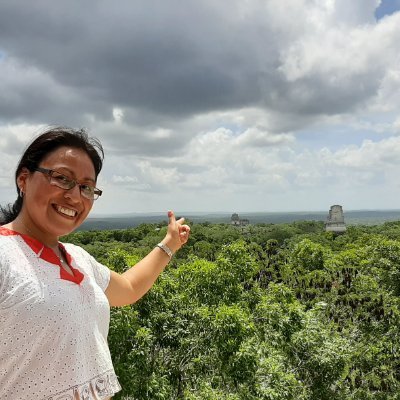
[{"x1": 168, "y1": 210, "x2": 176, "y2": 224}]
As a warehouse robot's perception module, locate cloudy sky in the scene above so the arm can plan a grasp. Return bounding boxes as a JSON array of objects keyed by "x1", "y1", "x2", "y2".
[{"x1": 1, "y1": 0, "x2": 400, "y2": 215}]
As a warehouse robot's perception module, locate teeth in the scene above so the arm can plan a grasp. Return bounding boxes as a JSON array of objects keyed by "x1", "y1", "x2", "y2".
[{"x1": 57, "y1": 206, "x2": 77, "y2": 217}]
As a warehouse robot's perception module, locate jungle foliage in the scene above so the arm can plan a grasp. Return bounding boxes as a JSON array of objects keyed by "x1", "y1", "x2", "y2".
[{"x1": 63, "y1": 220, "x2": 400, "y2": 399}]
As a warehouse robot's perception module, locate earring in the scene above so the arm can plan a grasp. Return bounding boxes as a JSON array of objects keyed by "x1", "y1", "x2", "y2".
[{"x1": 19, "y1": 188, "x2": 24, "y2": 198}]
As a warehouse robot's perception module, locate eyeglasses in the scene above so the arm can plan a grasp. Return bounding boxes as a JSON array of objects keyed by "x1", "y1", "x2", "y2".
[{"x1": 34, "y1": 167, "x2": 103, "y2": 200}]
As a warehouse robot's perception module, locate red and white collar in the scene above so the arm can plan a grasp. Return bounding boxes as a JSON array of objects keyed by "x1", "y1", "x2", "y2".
[{"x1": 0, "y1": 226, "x2": 84, "y2": 284}]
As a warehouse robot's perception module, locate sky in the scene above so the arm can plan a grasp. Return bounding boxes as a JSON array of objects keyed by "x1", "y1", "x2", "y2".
[{"x1": 1, "y1": 0, "x2": 400, "y2": 215}]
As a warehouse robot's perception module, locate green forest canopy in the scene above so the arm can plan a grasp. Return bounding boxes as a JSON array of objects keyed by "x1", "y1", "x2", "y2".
[{"x1": 63, "y1": 220, "x2": 400, "y2": 400}]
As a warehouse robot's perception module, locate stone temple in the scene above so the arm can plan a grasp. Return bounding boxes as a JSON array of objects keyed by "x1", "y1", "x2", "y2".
[{"x1": 325, "y1": 205, "x2": 346, "y2": 233}]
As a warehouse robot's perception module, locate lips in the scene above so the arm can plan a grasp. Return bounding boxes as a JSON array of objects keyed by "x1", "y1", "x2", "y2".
[{"x1": 54, "y1": 205, "x2": 78, "y2": 217}]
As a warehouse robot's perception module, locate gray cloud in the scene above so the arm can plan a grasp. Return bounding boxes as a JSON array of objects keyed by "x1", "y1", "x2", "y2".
[
  {"x1": 1, "y1": 1, "x2": 397, "y2": 130},
  {"x1": 0, "y1": 1, "x2": 267, "y2": 121}
]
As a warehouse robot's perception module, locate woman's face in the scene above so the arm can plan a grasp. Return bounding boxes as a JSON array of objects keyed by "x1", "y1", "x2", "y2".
[{"x1": 18, "y1": 146, "x2": 97, "y2": 242}]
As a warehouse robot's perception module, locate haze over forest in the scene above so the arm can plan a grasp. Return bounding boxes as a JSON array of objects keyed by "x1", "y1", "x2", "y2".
[{"x1": 80, "y1": 209, "x2": 400, "y2": 230}]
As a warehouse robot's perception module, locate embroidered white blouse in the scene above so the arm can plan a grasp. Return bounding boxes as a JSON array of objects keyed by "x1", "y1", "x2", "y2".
[{"x1": 0, "y1": 227, "x2": 121, "y2": 400}]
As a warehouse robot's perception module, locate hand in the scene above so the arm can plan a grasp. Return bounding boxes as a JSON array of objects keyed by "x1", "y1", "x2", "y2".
[{"x1": 163, "y1": 210, "x2": 191, "y2": 254}]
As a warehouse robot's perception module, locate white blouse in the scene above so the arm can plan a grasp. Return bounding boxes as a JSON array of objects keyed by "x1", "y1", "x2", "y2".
[{"x1": 0, "y1": 227, "x2": 121, "y2": 400}]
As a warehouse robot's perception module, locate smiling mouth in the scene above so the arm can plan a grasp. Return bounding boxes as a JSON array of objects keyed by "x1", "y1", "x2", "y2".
[{"x1": 54, "y1": 205, "x2": 78, "y2": 218}]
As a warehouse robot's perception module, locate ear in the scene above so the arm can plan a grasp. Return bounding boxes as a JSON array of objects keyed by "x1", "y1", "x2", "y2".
[{"x1": 16, "y1": 167, "x2": 31, "y2": 193}]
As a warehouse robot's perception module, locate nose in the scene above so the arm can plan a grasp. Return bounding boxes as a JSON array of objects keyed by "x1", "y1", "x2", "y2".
[{"x1": 64, "y1": 183, "x2": 82, "y2": 202}]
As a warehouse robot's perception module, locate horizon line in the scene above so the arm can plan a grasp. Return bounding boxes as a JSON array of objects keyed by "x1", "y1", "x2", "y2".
[{"x1": 88, "y1": 208, "x2": 400, "y2": 218}]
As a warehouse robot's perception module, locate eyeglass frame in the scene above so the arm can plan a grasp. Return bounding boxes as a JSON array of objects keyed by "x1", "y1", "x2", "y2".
[{"x1": 33, "y1": 167, "x2": 103, "y2": 200}]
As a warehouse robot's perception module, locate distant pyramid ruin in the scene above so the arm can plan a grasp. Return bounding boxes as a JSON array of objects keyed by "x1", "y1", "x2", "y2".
[
  {"x1": 231, "y1": 213, "x2": 249, "y2": 227},
  {"x1": 325, "y1": 205, "x2": 346, "y2": 234}
]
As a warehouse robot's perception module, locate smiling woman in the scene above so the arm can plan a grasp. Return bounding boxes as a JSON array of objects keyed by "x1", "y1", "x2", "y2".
[{"x1": 0, "y1": 126, "x2": 190, "y2": 400}]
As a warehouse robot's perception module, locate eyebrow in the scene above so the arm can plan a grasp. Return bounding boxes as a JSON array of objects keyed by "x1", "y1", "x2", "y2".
[{"x1": 51, "y1": 167, "x2": 96, "y2": 184}]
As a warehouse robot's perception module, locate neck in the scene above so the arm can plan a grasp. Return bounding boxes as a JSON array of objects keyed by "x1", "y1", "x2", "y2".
[{"x1": 13, "y1": 215, "x2": 59, "y2": 248}]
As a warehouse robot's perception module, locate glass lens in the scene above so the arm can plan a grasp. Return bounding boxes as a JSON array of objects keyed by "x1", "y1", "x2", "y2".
[
  {"x1": 50, "y1": 172, "x2": 74, "y2": 189},
  {"x1": 80, "y1": 185, "x2": 95, "y2": 200}
]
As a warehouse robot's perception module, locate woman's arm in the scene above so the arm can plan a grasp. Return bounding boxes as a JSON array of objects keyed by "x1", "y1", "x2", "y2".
[{"x1": 105, "y1": 210, "x2": 190, "y2": 307}]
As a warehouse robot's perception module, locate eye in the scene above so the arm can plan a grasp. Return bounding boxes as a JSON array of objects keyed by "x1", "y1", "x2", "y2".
[
  {"x1": 81, "y1": 184, "x2": 94, "y2": 195},
  {"x1": 53, "y1": 174, "x2": 71, "y2": 184}
]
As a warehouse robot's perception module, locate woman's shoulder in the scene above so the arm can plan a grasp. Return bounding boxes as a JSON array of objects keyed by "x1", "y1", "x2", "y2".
[
  {"x1": 61, "y1": 242, "x2": 111, "y2": 290},
  {"x1": 0, "y1": 228, "x2": 23, "y2": 254},
  {"x1": 61, "y1": 242, "x2": 96, "y2": 268},
  {"x1": 0, "y1": 226, "x2": 18, "y2": 239},
  {"x1": 61, "y1": 242, "x2": 87, "y2": 256}
]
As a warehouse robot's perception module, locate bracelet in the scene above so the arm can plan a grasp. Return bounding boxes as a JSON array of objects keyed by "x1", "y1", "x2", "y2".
[{"x1": 156, "y1": 242, "x2": 173, "y2": 259}]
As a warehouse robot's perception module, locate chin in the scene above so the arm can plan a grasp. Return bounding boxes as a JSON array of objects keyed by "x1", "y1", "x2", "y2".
[{"x1": 50, "y1": 221, "x2": 82, "y2": 237}]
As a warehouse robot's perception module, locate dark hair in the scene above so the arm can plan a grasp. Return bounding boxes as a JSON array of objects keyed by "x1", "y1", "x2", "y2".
[{"x1": 0, "y1": 126, "x2": 104, "y2": 224}]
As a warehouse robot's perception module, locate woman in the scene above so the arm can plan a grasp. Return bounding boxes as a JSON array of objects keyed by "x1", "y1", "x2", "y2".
[{"x1": 0, "y1": 126, "x2": 190, "y2": 400}]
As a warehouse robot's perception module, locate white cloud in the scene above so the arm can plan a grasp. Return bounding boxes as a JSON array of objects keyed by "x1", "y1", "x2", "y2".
[
  {"x1": 0, "y1": 123, "x2": 46, "y2": 151},
  {"x1": 394, "y1": 117, "x2": 400, "y2": 134},
  {"x1": 138, "y1": 161, "x2": 181, "y2": 188},
  {"x1": 112, "y1": 175, "x2": 138, "y2": 184},
  {"x1": 279, "y1": 10, "x2": 399, "y2": 82},
  {"x1": 0, "y1": 124, "x2": 47, "y2": 194},
  {"x1": 235, "y1": 127, "x2": 294, "y2": 147},
  {"x1": 330, "y1": 137, "x2": 400, "y2": 169},
  {"x1": 371, "y1": 68, "x2": 400, "y2": 113},
  {"x1": 112, "y1": 107, "x2": 124, "y2": 123}
]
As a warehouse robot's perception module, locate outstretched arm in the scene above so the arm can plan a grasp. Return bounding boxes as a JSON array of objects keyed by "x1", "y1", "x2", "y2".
[{"x1": 105, "y1": 210, "x2": 190, "y2": 307}]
